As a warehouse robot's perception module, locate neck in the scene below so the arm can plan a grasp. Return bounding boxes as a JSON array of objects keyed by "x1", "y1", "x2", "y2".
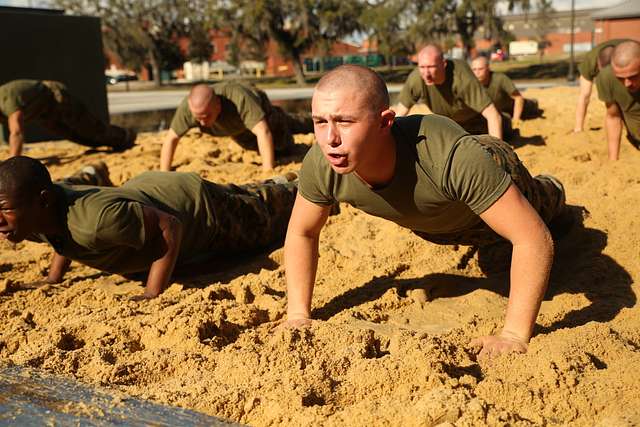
[
  {"x1": 354, "y1": 132, "x2": 397, "y2": 187},
  {"x1": 41, "y1": 194, "x2": 65, "y2": 237}
]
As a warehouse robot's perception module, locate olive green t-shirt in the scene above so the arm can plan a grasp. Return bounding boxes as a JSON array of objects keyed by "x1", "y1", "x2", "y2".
[
  {"x1": 0, "y1": 79, "x2": 53, "y2": 123},
  {"x1": 170, "y1": 82, "x2": 267, "y2": 137},
  {"x1": 578, "y1": 39, "x2": 628, "y2": 82},
  {"x1": 597, "y1": 65, "x2": 640, "y2": 141},
  {"x1": 484, "y1": 72, "x2": 518, "y2": 114},
  {"x1": 299, "y1": 115, "x2": 511, "y2": 234},
  {"x1": 397, "y1": 60, "x2": 493, "y2": 125},
  {"x1": 32, "y1": 171, "x2": 228, "y2": 274}
]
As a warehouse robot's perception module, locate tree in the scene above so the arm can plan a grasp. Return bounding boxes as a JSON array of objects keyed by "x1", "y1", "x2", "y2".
[
  {"x1": 222, "y1": 0, "x2": 363, "y2": 85},
  {"x1": 359, "y1": 0, "x2": 413, "y2": 69},
  {"x1": 534, "y1": 0, "x2": 556, "y2": 61},
  {"x1": 55, "y1": 0, "x2": 213, "y2": 86}
]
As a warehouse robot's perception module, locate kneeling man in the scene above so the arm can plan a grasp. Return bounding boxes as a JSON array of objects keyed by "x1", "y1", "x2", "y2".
[{"x1": 284, "y1": 65, "x2": 567, "y2": 357}]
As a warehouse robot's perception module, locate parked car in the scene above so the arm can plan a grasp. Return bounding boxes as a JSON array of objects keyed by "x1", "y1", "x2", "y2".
[{"x1": 105, "y1": 74, "x2": 138, "y2": 85}]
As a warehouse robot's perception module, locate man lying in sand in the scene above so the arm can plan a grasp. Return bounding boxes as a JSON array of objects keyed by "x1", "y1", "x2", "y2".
[
  {"x1": 0, "y1": 79, "x2": 135, "y2": 157},
  {"x1": 160, "y1": 82, "x2": 313, "y2": 172},
  {"x1": 0, "y1": 156, "x2": 297, "y2": 298},
  {"x1": 596, "y1": 40, "x2": 640, "y2": 160},
  {"x1": 283, "y1": 65, "x2": 568, "y2": 358}
]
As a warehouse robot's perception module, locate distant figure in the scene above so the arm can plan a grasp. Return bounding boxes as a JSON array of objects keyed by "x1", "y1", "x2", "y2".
[
  {"x1": 574, "y1": 39, "x2": 630, "y2": 133},
  {"x1": 596, "y1": 40, "x2": 640, "y2": 160},
  {"x1": 0, "y1": 79, "x2": 135, "y2": 157},
  {"x1": 471, "y1": 56, "x2": 542, "y2": 129},
  {"x1": 161, "y1": 82, "x2": 313, "y2": 172},
  {"x1": 0, "y1": 156, "x2": 298, "y2": 299},
  {"x1": 393, "y1": 44, "x2": 505, "y2": 140},
  {"x1": 284, "y1": 65, "x2": 569, "y2": 358}
]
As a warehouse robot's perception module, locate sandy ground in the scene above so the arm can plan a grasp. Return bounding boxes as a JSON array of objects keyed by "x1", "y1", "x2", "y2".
[{"x1": 1, "y1": 86, "x2": 640, "y2": 426}]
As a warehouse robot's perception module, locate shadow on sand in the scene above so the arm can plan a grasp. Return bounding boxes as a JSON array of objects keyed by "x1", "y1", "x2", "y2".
[{"x1": 312, "y1": 207, "x2": 634, "y2": 335}]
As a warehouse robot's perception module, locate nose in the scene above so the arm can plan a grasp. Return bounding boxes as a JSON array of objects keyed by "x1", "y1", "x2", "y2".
[
  {"x1": 326, "y1": 122, "x2": 340, "y2": 147},
  {"x1": 624, "y1": 78, "x2": 633, "y2": 88}
]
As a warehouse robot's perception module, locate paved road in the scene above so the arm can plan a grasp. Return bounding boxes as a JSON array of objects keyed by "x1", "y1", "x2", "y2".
[{"x1": 108, "y1": 82, "x2": 574, "y2": 115}]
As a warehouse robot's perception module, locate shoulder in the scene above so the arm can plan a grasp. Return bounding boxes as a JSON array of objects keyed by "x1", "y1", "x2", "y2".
[
  {"x1": 404, "y1": 68, "x2": 423, "y2": 88},
  {"x1": 395, "y1": 115, "x2": 469, "y2": 166},
  {"x1": 596, "y1": 66, "x2": 618, "y2": 99},
  {"x1": 298, "y1": 144, "x2": 337, "y2": 205}
]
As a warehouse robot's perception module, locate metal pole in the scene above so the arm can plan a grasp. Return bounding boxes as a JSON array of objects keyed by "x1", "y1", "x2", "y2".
[{"x1": 568, "y1": 0, "x2": 576, "y2": 81}]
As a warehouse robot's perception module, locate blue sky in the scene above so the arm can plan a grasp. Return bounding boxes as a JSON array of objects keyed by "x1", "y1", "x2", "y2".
[{"x1": 0, "y1": 0, "x2": 625, "y2": 11}]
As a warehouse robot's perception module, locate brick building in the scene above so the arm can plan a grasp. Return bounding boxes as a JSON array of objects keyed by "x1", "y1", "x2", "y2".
[{"x1": 592, "y1": 0, "x2": 640, "y2": 44}]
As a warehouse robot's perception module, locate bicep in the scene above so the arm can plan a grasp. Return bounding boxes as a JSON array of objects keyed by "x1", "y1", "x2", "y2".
[
  {"x1": 579, "y1": 76, "x2": 593, "y2": 97},
  {"x1": 606, "y1": 102, "x2": 621, "y2": 117},
  {"x1": 479, "y1": 184, "x2": 548, "y2": 245},
  {"x1": 251, "y1": 118, "x2": 270, "y2": 135},
  {"x1": 287, "y1": 193, "x2": 331, "y2": 238}
]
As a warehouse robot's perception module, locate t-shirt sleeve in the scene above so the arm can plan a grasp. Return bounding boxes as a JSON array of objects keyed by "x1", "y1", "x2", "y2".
[
  {"x1": 170, "y1": 98, "x2": 196, "y2": 137},
  {"x1": 397, "y1": 69, "x2": 421, "y2": 109},
  {"x1": 298, "y1": 144, "x2": 335, "y2": 206},
  {"x1": 501, "y1": 74, "x2": 518, "y2": 95},
  {"x1": 577, "y1": 58, "x2": 594, "y2": 81},
  {"x1": 230, "y1": 86, "x2": 266, "y2": 130},
  {"x1": 92, "y1": 200, "x2": 147, "y2": 250},
  {"x1": 443, "y1": 137, "x2": 512, "y2": 215},
  {"x1": 596, "y1": 67, "x2": 615, "y2": 103}
]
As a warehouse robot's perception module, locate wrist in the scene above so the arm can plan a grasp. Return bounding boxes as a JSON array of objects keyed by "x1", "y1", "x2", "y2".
[
  {"x1": 287, "y1": 311, "x2": 310, "y2": 320},
  {"x1": 499, "y1": 328, "x2": 529, "y2": 344}
]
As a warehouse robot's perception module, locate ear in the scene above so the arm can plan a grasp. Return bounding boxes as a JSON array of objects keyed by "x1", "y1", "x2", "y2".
[
  {"x1": 380, "y1": 109, "x2": 396, "y2": 129},
  {"x1": 39, "y1": 189, "x2": 55, "y2": 209}
]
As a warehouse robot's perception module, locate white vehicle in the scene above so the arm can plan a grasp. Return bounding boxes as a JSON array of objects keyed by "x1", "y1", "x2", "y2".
[{"x1": 509, "y1": 41, "x2": 539, "y2": 56}]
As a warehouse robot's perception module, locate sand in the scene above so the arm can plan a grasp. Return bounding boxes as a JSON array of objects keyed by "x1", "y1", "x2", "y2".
[{"x1": 1, "y1": 86, "x2": 639, "y2": 426}]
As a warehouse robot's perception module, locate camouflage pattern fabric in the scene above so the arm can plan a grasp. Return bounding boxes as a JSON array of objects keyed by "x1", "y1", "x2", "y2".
[
  {"x1": 232, "y1": 89, "x2": 313, "y2": 153},
  {"x1": 413, "y1": 135, "x2": 566, "y2": 247},
  {"x1": 204, "y1": 178, "x2": 297, "y2": 252},
  {"x1": 41, "y1": 81, "x2": 132, "y2": 150}
]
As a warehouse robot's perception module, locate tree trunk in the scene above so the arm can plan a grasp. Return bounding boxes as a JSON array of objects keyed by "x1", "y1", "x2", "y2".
[
  {"x1": 149, "y1": 50, "x2": 162, "y2": 87},
  {"x1": 292, "y1": 55, "x2": 306, "y2": 86}
]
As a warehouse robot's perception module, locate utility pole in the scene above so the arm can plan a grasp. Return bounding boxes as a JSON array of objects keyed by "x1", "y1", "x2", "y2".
[{"x1": 568, "y1": 0, "x2": 576, "y2": 81}]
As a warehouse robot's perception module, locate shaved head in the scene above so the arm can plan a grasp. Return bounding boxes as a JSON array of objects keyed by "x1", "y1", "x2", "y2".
[
  {"x1": 471, "y1": 56, "x2": 491, "y2": 84},
  {"x1": 315, "y1": 64, "x2": 389, "y2": 112},
  {"x1": 418, "y1": 44, "x2": 444, "y2": 61},
  {"x1": 612, "y1": 41, "x2": 640, "y2": 69},
  {"x1": 0, "y1": 156, "x2": 52, "y2": 197},
  {"x1": 188, "y1": 84, "x2": 216, "y2": 111},
  {"x1": 472, "y1": 56, "x2": 489, "y2": 68}
]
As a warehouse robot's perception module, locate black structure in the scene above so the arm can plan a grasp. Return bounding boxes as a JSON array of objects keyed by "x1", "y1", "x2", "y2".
[{"x1": 0, "y1": 6, "x2": 108, "y2": 143}]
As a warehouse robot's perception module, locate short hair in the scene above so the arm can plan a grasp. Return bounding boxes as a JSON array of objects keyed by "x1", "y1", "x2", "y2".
[
  {"x1": 597, "y1": 46, "x2": 615, "y2": 69},
  {"x1": 472, "y1": 56, "x2": 490, "y2": 68},
  {"x1": 418, "y1": 44, "x2": 444, "y2": 61},
  {"x1": 188, "y1": 84, "x2": 215, "y2": 111},
  {"x1": 315, "y1": 64, "x2": 389, "y2": 112},
  {"x1": 0, "y1": 156, "x2": 53, "y2": 199},
  {"x1": 612, "y1": 40, "x2": 640, "y2": 69}
]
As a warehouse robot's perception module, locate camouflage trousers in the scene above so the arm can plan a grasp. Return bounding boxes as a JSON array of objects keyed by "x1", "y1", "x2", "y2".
[
  {"x1": 204, "y1": 178, "x2": 298, "y2": 253},
  {"x1": 413, "y1": 135, "x2": 566, "y2": 247},
  {"x1": 41, "y1": 81, "x2": 133, "y2": 151},
  {"x1": 232, "y1": 89, "x2": 313, "y2": 153}
]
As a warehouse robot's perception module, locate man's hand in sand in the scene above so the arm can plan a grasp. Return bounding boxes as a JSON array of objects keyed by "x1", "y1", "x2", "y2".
[
  {"x1": 277, "y1": 318, "x2": 312, "y2": 330},
  {"x1": 470, "y1": 331, "x2": 528, "y2": 359}
]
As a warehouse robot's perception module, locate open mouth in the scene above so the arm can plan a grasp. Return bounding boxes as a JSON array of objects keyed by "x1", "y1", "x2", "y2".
[{"x1": 327, "y1": 153, "x2": 348, "y2": 168}]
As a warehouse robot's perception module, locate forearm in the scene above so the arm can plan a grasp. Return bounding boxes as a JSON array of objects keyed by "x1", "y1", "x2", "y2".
[
  {"x1": 512, "y1": 97, "x2": 524, "y2": 123},
  {"x1": 47, "y1": 253, "x2": 71, "y2": 283},
  {"x1": 574, "y1": 95, "x2": 590, "y2": 132},
  {"x1": 9, "y1": 131, "x2": 24, "y2": 157},
  {"x1": 160, "y1": 135, "x2": 179, "y2": 171},
  {"x1": 503, "y1": 232, "x2": 553, "y2": 342},
  {"x1": 487, "y1": 113, "x2": 503, "y2": 140},
  {"x1": 605, "y1": 114, "x2": 623, "y2": 160},
  {"x1": 255, "y1": 128, "x2": 276, "y2": 171},
  {"x1": 285, "y1": 233, "x2": 320, "y2": 319},
  {"x1": 144, "y1": 217, "x2": 183, "y2": 297}
]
